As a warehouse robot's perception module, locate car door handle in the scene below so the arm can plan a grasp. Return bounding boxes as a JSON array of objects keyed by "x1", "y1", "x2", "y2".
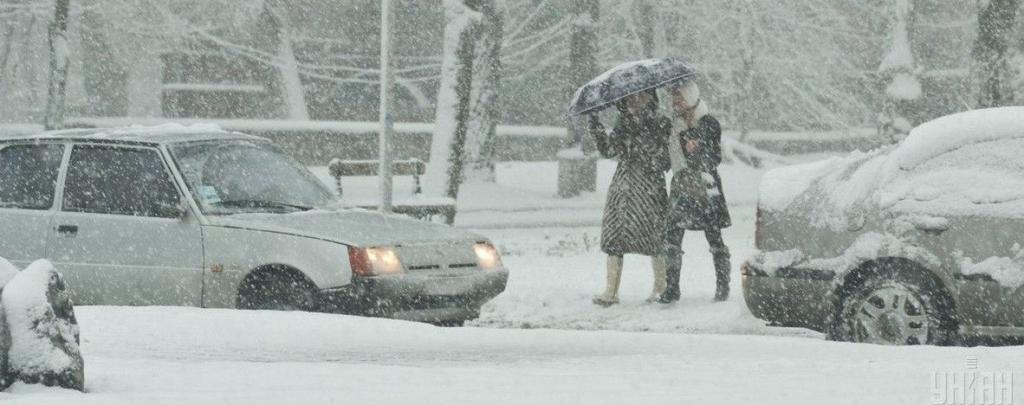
[{"x1": 56, "y1": 224, "x2": 79, "y2": 237}]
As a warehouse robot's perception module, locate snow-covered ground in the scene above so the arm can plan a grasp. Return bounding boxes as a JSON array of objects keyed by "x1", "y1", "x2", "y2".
[
  {"x1": 4, "y1": 307, "x2": 1022, "y2": 404},
  {"x1": 5, "y1": 151, "x2": 1023, "y2": 403}
]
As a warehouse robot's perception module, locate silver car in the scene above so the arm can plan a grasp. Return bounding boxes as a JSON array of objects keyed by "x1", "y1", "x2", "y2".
[
  {"x1": 743, "y1": 108, "x2": 1024, "y2": 345},
  {"x1": 0, "y1": 125, "x2": 508, "y2": 325}
]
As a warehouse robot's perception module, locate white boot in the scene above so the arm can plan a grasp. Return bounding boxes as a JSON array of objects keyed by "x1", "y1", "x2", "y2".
[
  {"x1": 593, "y1": 255, "x2": 623, "y2": 307},
  {"x1": 647, "y1": 255, "x2": 668, "y2": 303}
]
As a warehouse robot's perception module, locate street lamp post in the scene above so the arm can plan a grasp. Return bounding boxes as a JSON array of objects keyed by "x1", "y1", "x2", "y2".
[{"x1": 378, "y1": 0, "x2": 396, "y2": 212}]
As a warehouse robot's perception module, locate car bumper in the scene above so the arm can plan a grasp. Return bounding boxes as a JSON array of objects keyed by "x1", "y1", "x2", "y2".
[
  {"x1": 741, "y1": 261, "x2": 833, "y2": 332},
  {"x1": 321, "y1": 268, "x2": 510, "y2": 323}
]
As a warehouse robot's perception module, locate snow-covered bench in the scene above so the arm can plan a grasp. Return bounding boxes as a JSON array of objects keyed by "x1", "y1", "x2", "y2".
[{"x1": 328, "y1": 158, "x2": 457, "y2": 224}]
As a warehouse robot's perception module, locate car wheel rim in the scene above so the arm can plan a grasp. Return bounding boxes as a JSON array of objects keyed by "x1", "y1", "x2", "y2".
[{"x1": 851, "y1": 284, "x2": 930, "y2": 345}]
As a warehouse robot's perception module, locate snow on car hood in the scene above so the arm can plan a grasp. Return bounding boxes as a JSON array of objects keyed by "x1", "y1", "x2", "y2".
[
  {"x1": 759, "y1": 148, "x2": 889, "y2": 214},
  {"x1": 207, "y1": 209, "x2": 484, "y2": 247}
]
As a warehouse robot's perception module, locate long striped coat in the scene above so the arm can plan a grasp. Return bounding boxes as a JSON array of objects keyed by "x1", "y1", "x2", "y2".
[{"x1": 593, "y1": 112, "x2": 671, "y2": 256}]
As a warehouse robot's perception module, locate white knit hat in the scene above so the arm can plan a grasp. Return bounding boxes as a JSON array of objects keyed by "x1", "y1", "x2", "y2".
[{"x1": 678, "y1": 80, "x2": 709, "y2": 121}]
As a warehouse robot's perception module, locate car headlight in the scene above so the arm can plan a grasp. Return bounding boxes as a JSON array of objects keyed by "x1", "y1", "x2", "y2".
[
  {"x1": 348, "y1": 246, "x2": 404, "y2": 277},
  {"x1": 473, "y1": 242, "x2": 502, "y2": 270}
]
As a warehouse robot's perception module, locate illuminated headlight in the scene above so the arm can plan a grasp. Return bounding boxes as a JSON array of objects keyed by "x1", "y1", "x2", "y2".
[
  {"x1": 473, "y1": 242, "x2": 502, "y2": 269},
  {"x1": 348, "y1": 246, "x2": 404, "y2": 276}
]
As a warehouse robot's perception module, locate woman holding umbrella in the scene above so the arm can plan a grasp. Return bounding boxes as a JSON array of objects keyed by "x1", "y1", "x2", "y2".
[
  {"x1": 570, "y1": 59, "x2": 699, "y2": 306},
  {"x1": 589, "y1": 90, "x2": 671, "y2": 306}
]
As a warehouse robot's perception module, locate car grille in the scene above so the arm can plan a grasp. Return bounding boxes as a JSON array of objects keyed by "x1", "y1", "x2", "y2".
[{"x1": 397, "y1": 243, "x2": 479, "y2": 271}]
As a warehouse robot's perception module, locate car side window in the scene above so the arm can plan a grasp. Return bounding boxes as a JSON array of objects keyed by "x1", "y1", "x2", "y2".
[
  {"x1": 0, "y1": 143, "x2": 66, "y2": 210},
  {"x1": 63, "y1": 145, "x2": 182, "y2": 218}
]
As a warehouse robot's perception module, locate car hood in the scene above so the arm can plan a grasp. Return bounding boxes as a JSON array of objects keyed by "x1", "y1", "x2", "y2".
[{"x1": 206, "y1": 209, "x2": 484, "y2": 247}]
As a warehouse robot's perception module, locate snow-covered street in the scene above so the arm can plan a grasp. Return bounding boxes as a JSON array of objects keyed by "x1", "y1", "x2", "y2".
[{"x1": 3, "y1": 306, "x2": 1021, "y2": 404}]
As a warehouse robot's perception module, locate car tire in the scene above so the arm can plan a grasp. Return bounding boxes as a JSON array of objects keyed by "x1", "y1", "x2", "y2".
[
  {"x1": 238, "y1": 271, "x2": 319, "y2": 312},
  {"x1": 830, "y1": 268, "x2": 956, "y2": 345}
]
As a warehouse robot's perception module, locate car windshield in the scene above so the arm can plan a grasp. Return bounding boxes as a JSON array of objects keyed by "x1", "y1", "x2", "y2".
[{"x1": 170, "y1": 140, "x2": 333, "y2": 215}]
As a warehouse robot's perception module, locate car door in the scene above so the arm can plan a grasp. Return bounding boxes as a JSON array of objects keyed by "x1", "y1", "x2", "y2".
[
  {"x1": 0, "y1": 142, "x2": 67, "y2": 268},
  {"x1": 47, "y1": 143, "x2": 204, "y2": 306}
]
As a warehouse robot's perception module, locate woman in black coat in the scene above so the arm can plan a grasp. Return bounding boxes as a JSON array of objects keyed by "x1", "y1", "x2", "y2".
[
  {"x1": 590, "y1": 90, "x2": 672, "y2": 306},
  {"x1": 662, "y1": 81, "x2": 733, "y2": 303}
]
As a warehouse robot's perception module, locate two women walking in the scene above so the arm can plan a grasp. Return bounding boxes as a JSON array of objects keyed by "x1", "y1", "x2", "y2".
[{"x1": 590, "y1": 80, "x2": 732, "y2": 306}]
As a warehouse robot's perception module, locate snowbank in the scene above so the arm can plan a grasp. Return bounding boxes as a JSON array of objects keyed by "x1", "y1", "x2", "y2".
[{"x1": 1, "y1": 260, "x2": 83, "y2": 390}]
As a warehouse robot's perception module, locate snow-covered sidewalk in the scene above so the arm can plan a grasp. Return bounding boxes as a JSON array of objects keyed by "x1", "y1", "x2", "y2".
[{"x1": 466, "y1": 220, "x2": 809, "y2": 337}]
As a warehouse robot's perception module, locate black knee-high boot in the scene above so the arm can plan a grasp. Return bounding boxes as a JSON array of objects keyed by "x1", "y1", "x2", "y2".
[
  {"x1": 661, "y1": 246, "x2": 682, "y2": 303},
  {"x1": 712, "y1": 247, "x2": 731, "y2": 301}
]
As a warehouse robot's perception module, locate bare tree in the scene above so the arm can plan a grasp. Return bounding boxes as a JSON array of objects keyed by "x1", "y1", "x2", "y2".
[
  {"x1": 263, "y1": 0, "x2": 309, "y2": 120},
  {"x1": 974, "y1": 0, "x2": 1020, "y2": 107},
  {"x1": 465, "y1": 0, "x2": 503, "y2": 182}
]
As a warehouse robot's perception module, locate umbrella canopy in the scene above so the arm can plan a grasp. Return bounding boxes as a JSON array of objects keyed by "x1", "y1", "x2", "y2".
[{"x1": 569, "y1": 58, "x2": 697, "y2": 116}]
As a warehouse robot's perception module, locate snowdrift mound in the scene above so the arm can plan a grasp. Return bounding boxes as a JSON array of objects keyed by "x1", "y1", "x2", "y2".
[{"x1": 0, "y1": 259, "x2": 83, "y2": 392}]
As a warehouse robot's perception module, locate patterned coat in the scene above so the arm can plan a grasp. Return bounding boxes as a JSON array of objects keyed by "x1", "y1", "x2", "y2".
[
  {"x1": 667, "y1": 114, "x2": 732, "y2": 230},
  {"x1": 593, "y1": 112, "x2": 671, "y2": 256}
]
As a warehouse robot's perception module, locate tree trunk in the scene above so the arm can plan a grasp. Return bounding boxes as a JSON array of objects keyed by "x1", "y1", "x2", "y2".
[
  {"x1": 568, "y1": 0, "x2": 599, "y2": 149},
  {"x1": 973, "y1": 0, "x2": 1020, "y2": 108},
  {"x1": 44, "y1": 0, "x2": 71, "y2": 130},
  {"x1": 424, "y1": 0, "x2": 482, "y2": 222},
  {"x1": 466, "y1": 0, "x2": 503, "y2": 182},
  {"x1": 558, "y1": 0, "x2": 599, "y2": 199},
  {"x1": 878, "y1": 0, "x2": 919, "y2": 140},
  {"x1": 266, "y1": 1, "x2": 309, "y2": 120}
]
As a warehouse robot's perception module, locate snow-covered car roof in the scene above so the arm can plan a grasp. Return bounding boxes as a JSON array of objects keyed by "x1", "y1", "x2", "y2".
[
  {"x1": 760, "y1": 107, "x2": 1024, "y2": 222},
  {"x1": 888, "y1": 106, "x2": 1024, "y2": 173},
  {"x1": 0, "y1": 123, "x2": 265, "y2": 146}
]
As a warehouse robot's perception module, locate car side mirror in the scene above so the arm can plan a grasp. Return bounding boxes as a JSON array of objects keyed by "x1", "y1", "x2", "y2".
[
  {"x1": 175, "y1": 196, "x2": 191, "y2": 220},
  {"x1": 154, "y1": 196, "x2": 190, "y2": 219}
]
